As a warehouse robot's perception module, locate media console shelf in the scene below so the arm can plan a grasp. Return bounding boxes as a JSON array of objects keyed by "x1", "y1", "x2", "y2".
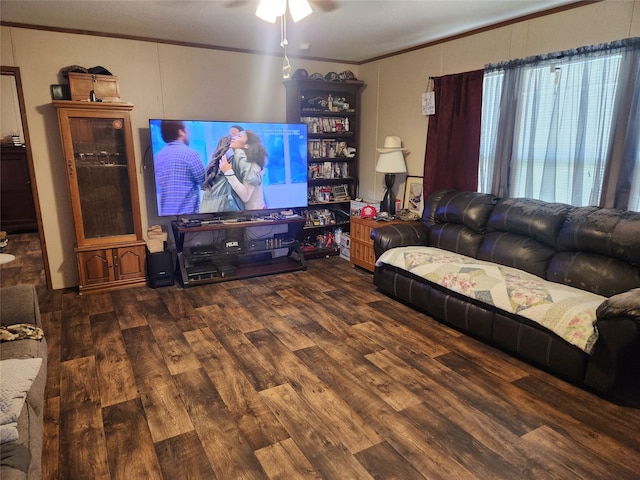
[{"x1": 171, "y1": 217, "x2": 307, "y2": 287}]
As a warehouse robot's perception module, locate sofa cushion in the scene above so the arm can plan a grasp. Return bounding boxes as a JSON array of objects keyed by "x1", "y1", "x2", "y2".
[
  {"x1": 376, "y1": 246, "x2": 603, "y2": 353},
  {"x1": 477, "y1": 232, "x2": 556, "y2": 278},
  {"x1": 550, "y1": 207, "x2": 640, "y2": 297},
  {"x1": 427, "y1": 190, "x2": 498, "y2": 257},
  {"x1": 556, "y1": 207, "x2": 640, "y2": 263},
  {"x1": 486, "y1": 197, "x2": 572, "y2": 247},
  {"x1": 0, "y1": 339, "x2": 46, "y2": 365},
  {"x1": 434, "y1": 190, "x2": 498, "y2": 233},
  {"x1": 429, "y1": 223, "x2": 487, "y2": 258},
  {"x1": 477, "y1": 197, "x2": 572, "y2": 278},
  {"x1": 0, "y1": 359, "x2": 43, "y2": 444},
  {"x1": 548, "y1": 252, "x2": 640, "y2": 297},
  {"x1": 0, "y1": 286, "x2": 41, "y2": 328},
  {"x1": 422, "y1": 188, "x2": 455, "y2": 226}
]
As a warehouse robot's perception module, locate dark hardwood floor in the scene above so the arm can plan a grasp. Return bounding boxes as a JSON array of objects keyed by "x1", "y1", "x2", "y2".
[{"x1": 2, "y1": 232, "x2": 640, "y2": 479}]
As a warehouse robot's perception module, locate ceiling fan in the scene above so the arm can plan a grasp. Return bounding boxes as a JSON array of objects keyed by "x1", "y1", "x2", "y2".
[
  {"x1": 257, "y1": 0, "x2": 313, "y2": 23},
  {"x1": 224, "y1": 0, "x2": 338, "y2": 18},
  {"x1": 250, "y1": 0, "x2": 333, "y2": 78},
  {"x1": 223, "y1": 0, "x2": 337, "y2": 78}
]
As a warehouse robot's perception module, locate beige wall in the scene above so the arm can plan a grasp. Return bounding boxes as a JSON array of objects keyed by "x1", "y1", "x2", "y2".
[
  {"x1": 1, "y1": 75, "x2": 23, "y2": 142},
  {"x1": 0, "y1": 26, "x2": 356, "y2": 289},
  {"x1": 1, "y1": 0, "x2": 638, "y2": 289},
  {"x1": 358, "y1": 0, "x2": 640, "y2": 203}
]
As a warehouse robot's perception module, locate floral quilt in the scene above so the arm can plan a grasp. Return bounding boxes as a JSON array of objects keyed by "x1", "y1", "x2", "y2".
[{"x1": 376, "y1": 246, "x2": 604, "y2": 354}]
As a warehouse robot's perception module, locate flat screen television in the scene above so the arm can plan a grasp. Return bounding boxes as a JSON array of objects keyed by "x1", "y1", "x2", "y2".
[{"x1": 149, "y1": 119, "x2": 308, "y2": 217}]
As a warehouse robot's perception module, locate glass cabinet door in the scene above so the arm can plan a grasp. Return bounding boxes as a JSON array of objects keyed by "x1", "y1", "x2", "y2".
[{"x1": 57, "y1": 105, "x2": 141, "y2": 246}]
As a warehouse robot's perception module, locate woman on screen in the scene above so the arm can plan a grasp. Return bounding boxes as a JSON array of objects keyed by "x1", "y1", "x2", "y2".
[
  {"x1": 200, "y1": 126, "x2": 246, "y2": 213},
  {"x1": 220, "y1": 130, "x2": 267, "y2": 210}
]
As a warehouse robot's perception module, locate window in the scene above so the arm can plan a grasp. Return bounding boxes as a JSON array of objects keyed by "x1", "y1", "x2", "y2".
[{"x1": 479, "y1": 39, "x2": 640, "y2": 211}]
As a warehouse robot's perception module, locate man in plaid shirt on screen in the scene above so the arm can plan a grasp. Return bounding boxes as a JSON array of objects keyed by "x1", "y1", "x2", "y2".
[{"x1": 154, "y1": 120, "x2": 206, "y2": 216}]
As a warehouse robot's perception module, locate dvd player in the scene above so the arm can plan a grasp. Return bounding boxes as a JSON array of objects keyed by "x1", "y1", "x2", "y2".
[
  {"x1": 185, "y1": 245, "x2": 216, "y2": 257},
  {"x1": 185, "y1": 262, "x2": 218, "y2": 281}
]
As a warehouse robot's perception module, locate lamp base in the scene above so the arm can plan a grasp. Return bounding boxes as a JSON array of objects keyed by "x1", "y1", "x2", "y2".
[{"x1": 379, "y1": 173, "x2": 397, "y2": 215}]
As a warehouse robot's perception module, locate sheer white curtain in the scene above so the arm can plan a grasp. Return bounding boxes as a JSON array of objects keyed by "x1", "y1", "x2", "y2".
[{"x1": 479, "y1": 38, "x2": 640, "y2": 210}]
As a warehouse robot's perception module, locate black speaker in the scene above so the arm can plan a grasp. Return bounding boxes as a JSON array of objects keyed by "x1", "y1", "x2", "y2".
[{"x1": 146, "y1": 250, "x2": 174, "y2": 288}]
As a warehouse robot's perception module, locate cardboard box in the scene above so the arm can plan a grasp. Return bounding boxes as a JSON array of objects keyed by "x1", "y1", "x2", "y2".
[
  {"x1": 350, "y1": 199, "x2": 378, "y2": 217},
  {"x1": 68, "y1": 72, "x2": 121, "y2": 102},
  {"x1": 339, "y1": 233, "x2": 350, "y2": 260}
]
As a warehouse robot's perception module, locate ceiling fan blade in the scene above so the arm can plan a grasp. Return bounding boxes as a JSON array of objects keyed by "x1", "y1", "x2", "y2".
[
  {"x1": 310, "y1": 0, "x2": 338, "y2": 13},
  {"x1": 223, "y1": 0, "x2": 250, "y2": 7}
]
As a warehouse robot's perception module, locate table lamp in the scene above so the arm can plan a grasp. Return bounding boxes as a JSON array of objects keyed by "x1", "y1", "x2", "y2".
[{"x1": 376, "y1": 136, "x2": 408, "y2": 215}]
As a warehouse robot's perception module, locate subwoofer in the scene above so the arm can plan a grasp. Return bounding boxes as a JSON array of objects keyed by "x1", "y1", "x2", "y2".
[{"x1": 146, "y1": 249, "x2": 174, "y2": 288}]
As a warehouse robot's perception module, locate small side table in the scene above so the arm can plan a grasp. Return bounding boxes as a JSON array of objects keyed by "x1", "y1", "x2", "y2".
[{"x1": 350, "y1": 217, "x2": 415, "y2": 272}]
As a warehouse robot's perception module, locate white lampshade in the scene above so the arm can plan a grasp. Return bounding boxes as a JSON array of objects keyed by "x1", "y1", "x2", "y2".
[{"x1": 375, "y1": 150, "x2": 407, "y2": 173}]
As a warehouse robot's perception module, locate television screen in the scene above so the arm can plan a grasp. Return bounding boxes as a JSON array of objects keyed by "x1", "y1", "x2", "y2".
[{"x1": 149, "y1": 119, "x2": 308, "y2": 217}]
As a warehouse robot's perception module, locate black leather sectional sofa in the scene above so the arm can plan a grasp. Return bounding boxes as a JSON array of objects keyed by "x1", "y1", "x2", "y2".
[{"x1": 371, "y1": 189, "x2": 640, "y2": 393}]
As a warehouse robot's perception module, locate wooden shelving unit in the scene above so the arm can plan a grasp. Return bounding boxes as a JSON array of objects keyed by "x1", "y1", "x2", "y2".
[{"x1": 284, "y1": 78, "x2": 365, "y2": 258}]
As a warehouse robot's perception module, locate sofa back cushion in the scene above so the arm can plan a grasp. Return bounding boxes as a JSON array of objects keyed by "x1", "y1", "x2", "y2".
[
  {"x1": 548, "y1": 207, "x2": 640, "y2": 296},
  {"x1": 477, "y1": 232, "x2": 557, "y2": 278},
  {"x1": 427, "y1": 190, "x2": 498, "y2": 258},
  {"x1": 478, "y1": 198, "x2": 572, "y2": 278}
]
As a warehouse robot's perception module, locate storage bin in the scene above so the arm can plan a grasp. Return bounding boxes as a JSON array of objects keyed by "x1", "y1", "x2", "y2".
[
  {"x1": 68, "y1": 72, "x2": 121, "y2": 102},
  {"x1": 350, "y1": 199, "x2": 378, "y2": 217},
  {"x1": 339, "y1": 233, "x2": 350, "y2": 261}
]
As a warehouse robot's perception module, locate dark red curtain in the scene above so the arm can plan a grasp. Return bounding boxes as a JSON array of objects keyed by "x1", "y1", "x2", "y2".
[{"x1": 423, "y1": 69, "x2": 484, "y2": 198}]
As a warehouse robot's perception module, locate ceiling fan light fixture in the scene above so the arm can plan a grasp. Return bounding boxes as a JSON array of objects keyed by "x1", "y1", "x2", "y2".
[
  {"x1": 256, "y1": 0, "x2": 286, "y2": 23},
  {"x1": 289, "y1": 0, "x2": 312, "y2": 22}
]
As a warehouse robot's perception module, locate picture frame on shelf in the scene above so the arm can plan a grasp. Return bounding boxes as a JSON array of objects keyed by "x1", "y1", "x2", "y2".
[
  {"x1": 404, "y1": 176, "x2": 424, "y2": 215},
  {"x1": 50, "y1": 84, "x2": 71, "y2": 101}
]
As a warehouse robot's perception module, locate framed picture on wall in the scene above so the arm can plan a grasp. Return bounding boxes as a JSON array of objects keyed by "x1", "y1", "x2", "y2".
[{"x1": 404, "y1": 176, "x2": 424, "y2": 215}]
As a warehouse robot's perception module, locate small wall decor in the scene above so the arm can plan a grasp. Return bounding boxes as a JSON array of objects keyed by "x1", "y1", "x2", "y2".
[
  {"x1": 404, "y1": 176, "x2": 424, "y2": 215},
  {"x1": 50, "y1": 84, "x2": 71, "y2": 100}
]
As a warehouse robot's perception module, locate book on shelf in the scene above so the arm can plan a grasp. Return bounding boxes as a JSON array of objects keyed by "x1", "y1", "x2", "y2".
[
  {"x1": 308, "y1": 184, "x2": 351, "y2": 204},
  {"x1": 308, "y1": 140, "x2": 351, "y2": 159},
  {"x1": 308, "y1": 162, "x2": 350, "y2": 180}
]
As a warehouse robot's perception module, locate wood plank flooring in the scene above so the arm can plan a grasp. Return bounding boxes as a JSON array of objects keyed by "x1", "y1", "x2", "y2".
[{"x1": 3, "y1": 232, "x2": 640, "y2": 479}]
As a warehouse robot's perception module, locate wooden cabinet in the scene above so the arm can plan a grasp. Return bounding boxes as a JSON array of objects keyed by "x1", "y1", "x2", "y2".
[
  {"x1": 0, "y1": 145, "x2": 38, "y2": 233},
  {"x1": 76, "y1": 243, "x2": 146, "y2": 291},
  {"x1": 54, "y1": 100, "x2": 146, "y2": 293},
  {"x1": 284, "y1": 78, "x2": 364, "y2": 258},
  {"x1": 350, "y1": 217, "x2": 412, "y2": 272}
]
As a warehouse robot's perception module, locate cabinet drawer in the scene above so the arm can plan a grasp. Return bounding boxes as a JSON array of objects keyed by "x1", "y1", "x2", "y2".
[
  {"x1": 352, "y1": 221, "x2": 374, "y2": 242},
  {"x1": 351, "y1": 240, "x2": 376, "y2": 271}
]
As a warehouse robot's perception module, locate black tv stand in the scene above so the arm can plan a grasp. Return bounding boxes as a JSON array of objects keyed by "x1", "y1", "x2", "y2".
[{"x1": 171, "y1": 217, "x2": 307, "y2": 287}]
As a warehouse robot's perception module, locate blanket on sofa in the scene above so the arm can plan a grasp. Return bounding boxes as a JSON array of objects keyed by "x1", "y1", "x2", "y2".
[
  {"x1": 376, "y1": 246, "x2": 604, "y2": 353},
  {"x1": 0, "y1": 358, "x2": 43, "y2": 444}
]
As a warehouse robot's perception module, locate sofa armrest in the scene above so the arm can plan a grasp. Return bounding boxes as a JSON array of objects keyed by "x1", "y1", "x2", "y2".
[
  {"x1": 584, "y1": 289, "x2": 640, "y2": 392},
  {"x1": 0, "y1": 285, "x2": 41, "y2": 328},
  {"x1": 596, "y1": 288, "x2": 640, "y2": 320},
  {"x1": 371, "y1": 222, "x2": 429, "y2": 259}
]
